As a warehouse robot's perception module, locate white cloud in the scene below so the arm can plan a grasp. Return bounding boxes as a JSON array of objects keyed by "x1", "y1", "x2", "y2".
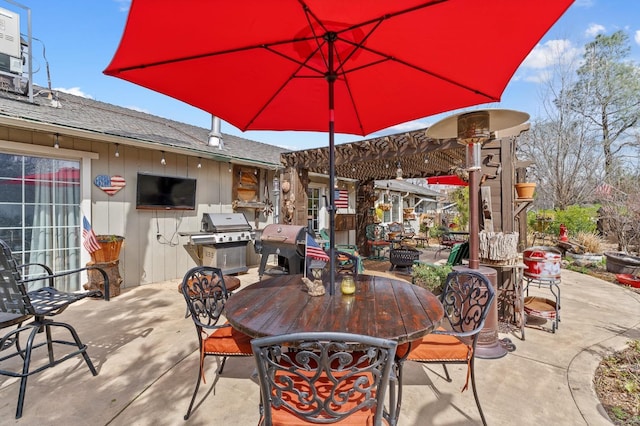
[
  {"x1": 125, "y1": 105, "x2": 150, "y2": 114},
  {"x1": 585, "y1": 23, "x2": 606, "y2": 38},
  {"x1": 114, "y1": 0, "x2": 131, "y2": 12},
  {"x1": 574, "y1": 0, "x2": 595, "y2": 7},
  {"x1": 517, "y1": 39, "x2": 582, "y2": 84},
  {"x1": 522, "y1": 39, "x2": 580, "y2": 69},
  {"x1": 635, "y1": 30, "x2": 640, "y2": 46},
  {"x1": 386, "y1": 119, "x2": 429, "y2": 133},
  {"x1": 54, "y1": 87, "x2": 93, "y2": 99}
]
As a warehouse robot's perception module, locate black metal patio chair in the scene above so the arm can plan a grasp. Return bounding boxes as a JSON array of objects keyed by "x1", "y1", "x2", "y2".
[
  {"x1": 396, "y1": 270, "x2": 495, "y2": 426},
  {"x1": 0, "y1": 238, "x2": 108, "y2": 419},
  {"x1": 180, "y1": 265, "x2": 253, "y2": 420},
  {"x1": 251, "y1": 331, "x2": 397, "y2": 425}
]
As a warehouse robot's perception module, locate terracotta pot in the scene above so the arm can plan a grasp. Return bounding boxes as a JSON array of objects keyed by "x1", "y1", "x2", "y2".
[
  {"x1": 91, "y1": 235, "x2": 125, "y2": 263},
  {"x1": 515, "y1": 182, "x2": 536, "y2": 199}
]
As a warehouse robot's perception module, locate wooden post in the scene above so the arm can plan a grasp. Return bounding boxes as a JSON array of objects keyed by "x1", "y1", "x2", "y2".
[{"x1": 84, "y1": 260, "x2": 123, "y2": 297}]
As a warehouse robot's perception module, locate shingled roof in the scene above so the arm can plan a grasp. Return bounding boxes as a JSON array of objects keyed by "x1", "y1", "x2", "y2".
[{"x1": 0, "y1": 86, "x2": 288, "y2": 167}]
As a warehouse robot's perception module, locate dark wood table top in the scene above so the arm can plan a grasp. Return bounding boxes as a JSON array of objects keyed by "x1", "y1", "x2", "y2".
[{"x1": 225, "y1": 274, "x2": 444, "y2": 344}]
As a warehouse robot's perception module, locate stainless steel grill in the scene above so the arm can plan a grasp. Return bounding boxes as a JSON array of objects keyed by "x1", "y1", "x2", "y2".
[
  {"x1": 182, "y1": 213, "x2": 253, "y2": 274},
  {"x1": 257, "y1": 224, "x2": 307, "y2": 278}
]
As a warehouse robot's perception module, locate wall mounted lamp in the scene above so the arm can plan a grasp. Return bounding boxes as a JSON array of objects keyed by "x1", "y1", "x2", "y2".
[
  {"x1": 197, "y1": 158, "x2": 202, "y2": 168},
  {"x1": 115, "y1": 143, "x2": 120, "y2": 158},
  {"x1": 160, "y1": 151, "x2": 166, "y2": 165},
  {"x1": 53, "y1": 133, "x2": 59, "y2": 149}
]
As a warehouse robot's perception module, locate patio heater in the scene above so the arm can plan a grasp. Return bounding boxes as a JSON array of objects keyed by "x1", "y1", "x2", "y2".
[{"x1": 427, "y1": 109, "x2": 529, "y2": 359}]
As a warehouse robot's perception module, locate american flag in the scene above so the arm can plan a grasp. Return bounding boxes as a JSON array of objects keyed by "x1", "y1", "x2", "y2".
[
  {"x1": 334, "y1": 189, "x2": 349, "y2": 209},
  {"x1": 306, "y1": 233, "x2": 329, "y2": 262},
  {"x1": 94, "y1": 175, "x2": 126, "y2": 196},
  {"x1": 82, "y1": 216, "x2": 101, "y2": 253},
  {"x1": 595, "y1": 183, "x2": 612, "y2": 197}
]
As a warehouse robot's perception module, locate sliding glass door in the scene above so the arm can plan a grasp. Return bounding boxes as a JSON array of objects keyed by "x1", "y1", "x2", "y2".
[{"x1": 0, "y1": 152, "x2": 81, "y2": 291}]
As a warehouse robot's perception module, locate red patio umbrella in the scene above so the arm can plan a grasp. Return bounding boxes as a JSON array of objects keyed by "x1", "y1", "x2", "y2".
[
  {"x1": 426, "y1": 175, "x2": 468, "y2": 187},
  {"x1": 5, "y1": 167, "x2": 80, "y2": 185},
  {"x1": 104, "y1": 0, "x2": 573, "y2": 293}
]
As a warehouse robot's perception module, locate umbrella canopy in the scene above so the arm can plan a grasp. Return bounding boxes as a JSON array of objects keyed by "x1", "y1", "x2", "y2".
[
  {"x1": 104, "y1": 0, "x2": 573, "y2": 292},
  {"x1": 105, "y1": 0, "x2": 572, "y2": 136},
  {"x1": 426, "y1": 175, "x2": 468, "y2": 186}
]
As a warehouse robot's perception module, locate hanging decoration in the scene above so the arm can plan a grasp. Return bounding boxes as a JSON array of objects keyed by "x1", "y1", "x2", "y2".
[{"x1": 94, "y1": 175, "x2": 126, "y2": 196}]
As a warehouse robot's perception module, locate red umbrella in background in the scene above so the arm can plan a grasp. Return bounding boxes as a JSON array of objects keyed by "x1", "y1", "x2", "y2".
[
  {"x1": 426, "y1": 175, "x2": 468, "y2": 187},
  {"x1": 104, "y1": 0, "x2": 574, "y2": 293},
  {"x1": 5, "y1": 167, "x2": 80, "y2": 185}
]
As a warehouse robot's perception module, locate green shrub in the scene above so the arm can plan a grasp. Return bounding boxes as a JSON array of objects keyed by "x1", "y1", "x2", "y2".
[
  {"x1": 412, "y1": 263, "x2": 453, "y2": 294},
  {"x1": 527, "y1": 205, "x2": 599, "y2": 237}
]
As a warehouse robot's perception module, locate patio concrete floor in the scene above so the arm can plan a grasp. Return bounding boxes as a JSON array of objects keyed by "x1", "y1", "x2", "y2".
[{"x1": 1, "y1": 246, "x2": 639, "y2": 425}]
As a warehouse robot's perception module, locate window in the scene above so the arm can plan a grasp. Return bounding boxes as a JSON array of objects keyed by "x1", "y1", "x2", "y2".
[
  {"x1": 0, "y1": 152, "x2": 82, "y2": 291},
  {"x1": 307, "y1": 187, "x2": 321, "y2": 234}
]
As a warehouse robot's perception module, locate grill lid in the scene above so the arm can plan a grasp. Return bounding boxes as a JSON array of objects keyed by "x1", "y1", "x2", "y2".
[{"x1": 201, "y1": 213, "x2": 251, "y2": 233}]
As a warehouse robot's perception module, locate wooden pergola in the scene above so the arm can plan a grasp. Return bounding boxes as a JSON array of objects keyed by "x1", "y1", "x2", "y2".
[
  {"x1": 277, "y1": 126, "x2": 530, "y2": 256},
  {"x1": 281, "y1": 129, "x2": 465, "y2": 182}
]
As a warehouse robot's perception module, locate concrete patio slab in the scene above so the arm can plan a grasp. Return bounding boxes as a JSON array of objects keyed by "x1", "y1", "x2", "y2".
[{"x1": 1, "y1": 252, "x2": 638, "y2": 425}]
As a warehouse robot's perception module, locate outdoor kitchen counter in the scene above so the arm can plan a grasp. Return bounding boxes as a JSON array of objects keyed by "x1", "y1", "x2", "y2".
[{"x1": 224, "y1": 274, "x2": 444, "y2": 344}]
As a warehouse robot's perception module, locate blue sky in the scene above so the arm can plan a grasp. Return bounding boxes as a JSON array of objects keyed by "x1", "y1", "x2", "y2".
[{"x1": 6, "y1": 0, "x2": 640, "y2": 150}]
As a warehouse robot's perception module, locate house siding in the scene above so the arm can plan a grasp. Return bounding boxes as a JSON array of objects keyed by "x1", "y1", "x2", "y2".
[{"x1": 1, "y1": 130, "x2": 274, "y2": 289}]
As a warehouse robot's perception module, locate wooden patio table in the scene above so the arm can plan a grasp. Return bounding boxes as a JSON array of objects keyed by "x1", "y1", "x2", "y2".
[{"x1": 224, "y1": 274, "x2": 444, "y2": 344}]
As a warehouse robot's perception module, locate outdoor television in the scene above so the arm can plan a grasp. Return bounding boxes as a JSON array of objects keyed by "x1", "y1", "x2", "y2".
[{"x1": 135, "y1": 173, "x2": 197, "y2": 210}]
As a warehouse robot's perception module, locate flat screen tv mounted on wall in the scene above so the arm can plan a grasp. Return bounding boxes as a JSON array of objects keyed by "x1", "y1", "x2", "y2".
[{"x1": 136, "y1": 173, "x2": 197, "y2": 210}]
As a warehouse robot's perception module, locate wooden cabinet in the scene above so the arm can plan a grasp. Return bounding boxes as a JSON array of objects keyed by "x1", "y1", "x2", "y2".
[{"x1": 335, "y1": 214, "x2": 356, "y2": 231}]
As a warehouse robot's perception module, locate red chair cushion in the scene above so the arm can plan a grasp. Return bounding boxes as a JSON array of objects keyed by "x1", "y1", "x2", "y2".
[
  {"x1": 265, "y1": 371, "x2": 383, "y2": 425},
  {"x1": 397, "y1": 328, "x2": 472, "y2": 362},
  {"x1": 203, "y1": 324, "x2": 253, "y2": 355}
]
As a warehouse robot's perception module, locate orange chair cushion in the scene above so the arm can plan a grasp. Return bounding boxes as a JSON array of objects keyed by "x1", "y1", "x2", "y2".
[
  {"x1": 264, "y1": 371, "x2": 384, "y2": 425},
  {"x1": 397, "y1": 330, "x2": 472, "y2": 362},
  {"x1": 203, "y1": 325, "x2": 253, "y2": 355}
]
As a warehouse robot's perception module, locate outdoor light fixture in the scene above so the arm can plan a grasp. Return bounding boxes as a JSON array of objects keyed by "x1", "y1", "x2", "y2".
[
  {"x1": 427, "y1": 109, "x2": 530, "y2": 171},
  {"x1": 228, "y1": 163, "x2": 232, "y2": 172},
  {"x1": 160, "y1": 151, "x2": 166, "y2": 165},
  {"x1": 426, "y1": 109, "x2": 529, "y2": 267},
  {"x1": 395, "y1": 161, "x2": 403, "y2": 180},
  {"x1": 53, "y1": 134, "x2": 59, "y2": 149},
  {"x1": 197, "y1": 158, "x2": 202, "y2": 168},
  {"x1": 115, "y1": 143, "x2": 120, "y2": 158}
]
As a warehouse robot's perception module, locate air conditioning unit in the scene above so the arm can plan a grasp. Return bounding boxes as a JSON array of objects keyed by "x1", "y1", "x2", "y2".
[{"x1": 0, "y1": 8, "x2": 28, "y2": 95}]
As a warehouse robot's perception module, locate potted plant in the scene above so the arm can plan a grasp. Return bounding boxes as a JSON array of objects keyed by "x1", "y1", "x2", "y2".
[
  {"x1": 564, "y1": 231, "x2": 604, "y2": 267},
  {"x1": 411, "y1": 263, "x2": 452, "y2": 295},
  {"x1": 515, "y1": 182, "x2": 536, "y2": 199},
  {"x1": 91, "y1": 235, "x2": 125, "y2": 263}
]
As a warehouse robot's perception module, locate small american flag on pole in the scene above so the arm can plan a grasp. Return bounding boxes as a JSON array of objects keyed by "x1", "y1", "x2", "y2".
[
  {"x1": 82, "y1": 216, "x2": 101, "y2": 253},
  {"x1": 334, "y1": 189, "x2": 349, "y2": 209},
  {"x1": 306, "y1": 233, "x2": 329, "y2": 262}
]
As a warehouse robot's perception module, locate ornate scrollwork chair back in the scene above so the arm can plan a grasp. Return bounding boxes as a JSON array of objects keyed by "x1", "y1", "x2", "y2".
[
  {"x1": 180, "y1": 265, "x2": 253, "y2": 420},
  {"x1": 251, "y1": 332, "x2": 397, "y2": 425}
]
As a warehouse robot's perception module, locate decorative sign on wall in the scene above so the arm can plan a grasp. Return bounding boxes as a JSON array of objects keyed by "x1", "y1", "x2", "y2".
[{"x1": 94, "y1": 175, "x2": 126, "y2": 196}]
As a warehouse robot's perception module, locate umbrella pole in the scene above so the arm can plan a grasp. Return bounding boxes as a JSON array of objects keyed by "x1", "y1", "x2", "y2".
[{"x1": 326, "y1": 32, "x2": 337, "y2": 295}]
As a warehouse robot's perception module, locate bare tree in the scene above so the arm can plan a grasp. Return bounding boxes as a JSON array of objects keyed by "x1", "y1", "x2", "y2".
[
  {"x1": 518, "y1": 40, "x2": 599, "y2": 209},
  {"x1": 597, "y1": 177, "x2": 640, "y2": 253},
  {"x1": 564, "y1": 31, "x2": 640, "y2": 180}
]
